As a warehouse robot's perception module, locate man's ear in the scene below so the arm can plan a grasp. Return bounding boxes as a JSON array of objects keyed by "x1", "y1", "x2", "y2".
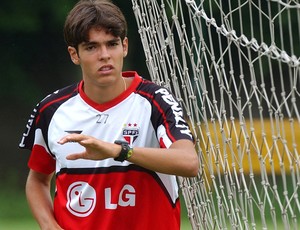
[
  {"x1": 122, "y1": 37, "x2": 128, "y2": 58},
  {"x1": 68, "y1": 46, "x2": 80, "y2": 65}
]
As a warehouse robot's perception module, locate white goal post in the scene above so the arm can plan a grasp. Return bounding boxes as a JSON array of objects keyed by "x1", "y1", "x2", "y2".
[{"x1": 131, "y1": 0, "x2": 300, "y2": 229}]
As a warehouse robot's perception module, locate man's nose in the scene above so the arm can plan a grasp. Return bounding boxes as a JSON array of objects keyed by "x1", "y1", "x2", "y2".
[{"x1": 98, "y1": 46, "x2": 110, "y2": 60}]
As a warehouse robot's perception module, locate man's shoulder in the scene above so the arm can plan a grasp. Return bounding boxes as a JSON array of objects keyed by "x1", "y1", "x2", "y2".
[
  {"x1": 38, "y1": 82, "x2": 80, "y2": 107},
  {"x1": 31, "y1": 82, "x2": 80, "y2": 117},
  {"x1": 138, "y1": 78, "x2": 164, "y2": 93}
]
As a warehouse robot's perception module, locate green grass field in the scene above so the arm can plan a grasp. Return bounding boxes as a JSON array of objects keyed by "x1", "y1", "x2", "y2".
[
  {"x1": 0, "y1": 188, "x2": 192, "y2": 230},
  {"x1": 1, "y1": 183, "x2": 299, "y2": 229},
  {"x1": 1, "y1": 181, "x2": 299, "y2": 229},
  {"x1": 0, "y1": 188, "x2": 38, "y2": 230}
]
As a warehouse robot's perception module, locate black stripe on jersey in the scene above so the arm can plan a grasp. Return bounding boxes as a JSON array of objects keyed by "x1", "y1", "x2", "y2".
[
  {"x1": 19, "y1": 83, "x2": 79, "y2": 152},
  {"x1": 136, "y1": 79, "x2": 192, "y2": 143},
  {"x1": 136, "y1": 80, "x2": 176, "y2": 142},
  {"x1": 57, "y1": 164, "x2": 178, "y2": 207},
  {"x1": 57, "y1": 164, "x2": 149, "y2": 175}
]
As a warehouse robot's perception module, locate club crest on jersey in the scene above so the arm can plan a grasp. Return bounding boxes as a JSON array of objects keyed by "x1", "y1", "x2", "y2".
[{"x1": 122, "y1": 123, "x2": 139, "y2": 145}]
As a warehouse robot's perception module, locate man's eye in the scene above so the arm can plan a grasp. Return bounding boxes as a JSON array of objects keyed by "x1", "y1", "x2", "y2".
[
  {"x1": 86, "y1": 46, "x2": 96, "y2": 51},
  {"x1": 108, "y1": 42, "x2": 119, "y2": 47}
]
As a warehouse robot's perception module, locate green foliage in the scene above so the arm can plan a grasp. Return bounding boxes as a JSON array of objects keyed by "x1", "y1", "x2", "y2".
[
  {"x1": 0, "y1": 0, "x2": 78, "y2": 105},
  {"x1": 0, "y1": 0, "x2": 147, "y2": 106},
  {"x1": 0, "y1": 0, "x2": 76, "y2": 32}
]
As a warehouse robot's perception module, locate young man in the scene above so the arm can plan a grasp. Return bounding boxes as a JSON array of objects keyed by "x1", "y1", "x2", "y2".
[{"x1": 19, "y1": 0, "x2": 199, "y2": 229}]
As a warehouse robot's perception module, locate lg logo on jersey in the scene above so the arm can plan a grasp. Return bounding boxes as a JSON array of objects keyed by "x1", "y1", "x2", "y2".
[
  {"x1": 66, "y1": 182, "x2": 96, "y2": 217},
  {"x1": 66, "y1": 182, "x2": 136, "y2": 217},
  {"x1": 105, "y1": 184, "x2": 136, "y2": 209}
]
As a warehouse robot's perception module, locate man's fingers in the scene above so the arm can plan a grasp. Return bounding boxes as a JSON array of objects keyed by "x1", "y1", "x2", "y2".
[
  {"x1": 58, "y1": 134, "x2": 98, "y2": 160},
  {"x1": 66, "y1": 153, "x2": 84, "y2": 160},
  {"x1": 58, "y1": 134, "x2": 86, "y2": 145}
]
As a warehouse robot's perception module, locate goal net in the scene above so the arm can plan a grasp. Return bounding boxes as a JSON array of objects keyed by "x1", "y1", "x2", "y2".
[{"x1": 131, "y1": 0, "x2": 300, "y2": 229}]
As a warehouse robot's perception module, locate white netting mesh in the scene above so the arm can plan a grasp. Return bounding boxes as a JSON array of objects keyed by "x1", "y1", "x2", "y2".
[{"x1": 131, "y1": 0, "x2": 300, "y2": 229}]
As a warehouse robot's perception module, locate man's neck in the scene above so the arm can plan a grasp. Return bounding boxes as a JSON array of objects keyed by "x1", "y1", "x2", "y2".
[{"x1": 82, "y1": 77, "x2": 127, "y2": 104}]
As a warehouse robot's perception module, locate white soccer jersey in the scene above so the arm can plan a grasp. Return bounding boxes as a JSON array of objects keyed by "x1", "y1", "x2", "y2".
[{"x1": 19, "y1": 71, "x2": 193, "y2": 230}]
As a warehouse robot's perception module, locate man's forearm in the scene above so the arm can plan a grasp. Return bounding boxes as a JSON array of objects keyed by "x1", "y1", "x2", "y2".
[{"x1": 26, "y1": 171, "x2": 62, "y2": 230}]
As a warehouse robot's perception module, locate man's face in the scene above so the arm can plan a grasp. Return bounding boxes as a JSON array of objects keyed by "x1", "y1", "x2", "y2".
[{"x1": 69, "y1": 28, "x2": 128, "y2": 88}]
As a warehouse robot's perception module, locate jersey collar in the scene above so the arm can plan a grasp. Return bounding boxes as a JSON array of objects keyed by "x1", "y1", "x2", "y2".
[{"x1": 79, "y1": 71, "x2": 142, "y2": 112}]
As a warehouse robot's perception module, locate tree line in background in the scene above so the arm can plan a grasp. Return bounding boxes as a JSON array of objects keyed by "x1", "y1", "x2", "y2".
[{"x1": 0, "y1": 0, "x2": 147, "y2": 187}]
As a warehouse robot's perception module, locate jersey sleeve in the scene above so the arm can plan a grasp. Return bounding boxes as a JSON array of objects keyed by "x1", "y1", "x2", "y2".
[
  {"x1": 19, "y1": 103, "x2": 39, "y2": 150},
  {"x1": 151, "y1": 86, "x2": 194, "y2": 148},
  {"x1": 28, "y1": 141, "x2": 56, "y2": 174},
  {"x1": 19, "y1": 83, "x2": 80, "y2": 174},
  {"x1": 19, "y1": 102, "x2": 56, "y2": 174}
]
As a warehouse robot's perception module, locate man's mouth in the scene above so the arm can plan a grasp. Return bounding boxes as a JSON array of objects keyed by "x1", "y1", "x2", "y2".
[{"x1": 99, "y1": 65, "x2": 113, "y2": 72}]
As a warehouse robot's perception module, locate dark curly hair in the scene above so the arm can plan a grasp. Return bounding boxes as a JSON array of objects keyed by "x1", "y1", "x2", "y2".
[{"x1": 64, "y1": 0, "x2": 127, "y2": 49}]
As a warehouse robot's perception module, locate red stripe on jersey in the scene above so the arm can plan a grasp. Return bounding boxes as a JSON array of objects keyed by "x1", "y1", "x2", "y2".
[
  {"x1": 138, "y1": 90, "x2": 176, "y2": 143},
  {"x1": 160, "y1": 137, "x2": 167, "y2": 148},
  {"x1": 28, "y1": 144, "x2": 55, "y2": 174},
  {"x1": 36, "y1": 87, "x2": 79, "y2": 125}
]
